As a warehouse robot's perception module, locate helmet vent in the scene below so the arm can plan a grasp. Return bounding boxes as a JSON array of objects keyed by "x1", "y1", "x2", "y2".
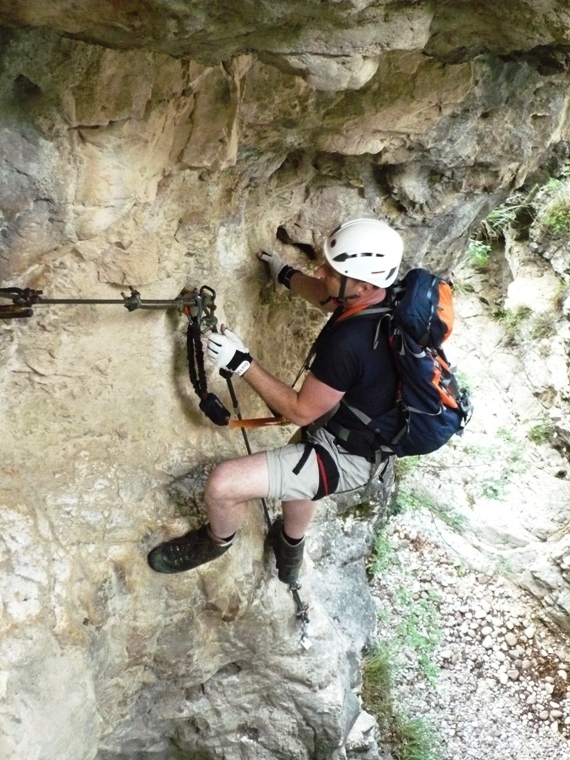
[
  {"x1": 333, "y1": 251, "x2": 384, "y2": 262},
  {"x1": 333, "y1": 252, "x2": 357, "y2": 262}
]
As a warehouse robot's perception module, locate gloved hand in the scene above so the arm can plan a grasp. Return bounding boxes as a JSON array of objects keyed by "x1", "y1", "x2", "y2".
[
  {"x1": 258, "y1": 250, "x2": 287, "y2": 280},
  {"x1": 207, "y1": 328, "x2": 253, "y2": 376},
  {"x1": 257, "y1": 250, "x2": 299, "y2": 289}
]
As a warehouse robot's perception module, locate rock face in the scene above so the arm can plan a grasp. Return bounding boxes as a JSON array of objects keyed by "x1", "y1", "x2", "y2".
[{"x1": 1, "y1": 3, "x2": 570, "y2": 759}]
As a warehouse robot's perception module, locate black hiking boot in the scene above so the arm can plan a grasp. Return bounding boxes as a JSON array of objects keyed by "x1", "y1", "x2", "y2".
[
  {"x1": 269, "y1": 516, "x2": 305, "y2": 586},
  {"x1": 147, "y1": 524, "x2": 233, "y2": 574}
]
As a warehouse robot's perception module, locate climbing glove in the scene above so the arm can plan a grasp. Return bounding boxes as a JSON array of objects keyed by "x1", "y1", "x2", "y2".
[
  {"x1": 207, "y1": 328, "x2": 253, "y2": 376},
  {"x1": 258, "y1": 250, "x2": 299, "y2": 290}
]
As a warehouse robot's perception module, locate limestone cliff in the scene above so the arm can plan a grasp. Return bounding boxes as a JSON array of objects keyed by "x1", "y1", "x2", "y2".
[{"x1": 1, "y1": 3, "x2": 570, "y2": 759}]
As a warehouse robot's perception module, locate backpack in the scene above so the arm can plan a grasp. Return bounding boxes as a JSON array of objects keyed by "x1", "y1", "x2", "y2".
[{"x1": 327, "y1": 268, "x2": 473, "y2": 458}]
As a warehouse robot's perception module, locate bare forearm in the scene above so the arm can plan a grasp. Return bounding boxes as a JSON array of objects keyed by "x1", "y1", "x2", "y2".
[
  {"x1": 241, "y1": 361, "x2": 307, "y2": 425},
  {"x1": 289, "y1": 271, "x2": 336, "y2": 311},
  {"x1": 241, "y1": 360, "x2": 344, "y2": 427}
]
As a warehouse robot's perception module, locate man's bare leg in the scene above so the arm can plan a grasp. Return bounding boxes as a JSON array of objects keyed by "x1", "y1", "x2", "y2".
[
  {"x1": 206, "y1": 455, "x2": 316, "y2": 585},
  {"x1": 282, "y1": 499, "x2": 316, "y2": 540},
  {"x1": 147, "y1": 451, "x2": 270, "y2": 574},
  {"x1": 149, "y1": 450, "x2": 317, "y2": 577},
  {"x1": 205, "y1": 452, "x2": 270, "y2": 540}
]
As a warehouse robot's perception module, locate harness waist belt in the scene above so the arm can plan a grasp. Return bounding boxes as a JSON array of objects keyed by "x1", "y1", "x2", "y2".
[{"x1": 324, "y1": 419, "x2": 378, "y2": 462}]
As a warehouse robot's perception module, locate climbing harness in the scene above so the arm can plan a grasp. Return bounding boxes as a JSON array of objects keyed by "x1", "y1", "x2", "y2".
[{"x1": 2, "y1": 280, "x2": 309, "y2": 645}]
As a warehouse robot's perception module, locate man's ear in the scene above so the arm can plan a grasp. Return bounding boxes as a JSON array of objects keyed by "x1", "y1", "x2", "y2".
[{"x1": 361, "y1": 282, "x2": 387, "y2": 301}]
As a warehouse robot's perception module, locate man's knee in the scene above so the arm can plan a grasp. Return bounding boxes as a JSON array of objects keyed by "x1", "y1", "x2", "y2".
[
  {"x1": 205, "y1": 460, "x2": 234, "y2": 503},
  {"x1": 205, "y1": 453, "x2": 270, "y2": 504}
]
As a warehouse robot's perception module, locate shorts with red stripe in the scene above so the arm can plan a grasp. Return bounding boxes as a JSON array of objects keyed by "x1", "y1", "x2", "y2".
[{"x1": 265, "y1": 426, "x2": 373, "y2": 503}]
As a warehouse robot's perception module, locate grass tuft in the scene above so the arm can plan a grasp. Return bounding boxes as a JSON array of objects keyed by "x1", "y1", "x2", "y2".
[
  {"x1": 389, "y1": 715, "x2": 439, "y2": 760},
  {"x1": 541, "y1": 196, "x2": 570, "y2": 234},
  {"x1": 370, "y1": 532, "x2": 396, "y2": 575},
  {"x1": 466, "y1": 238, "x2": 492, "y2": 267},
  {"x1": 527, "y1": 418, "x2": 555, "y2": 445},
  {"x1": 362, "y1": 646, "x2": 440, "y2": 760}
]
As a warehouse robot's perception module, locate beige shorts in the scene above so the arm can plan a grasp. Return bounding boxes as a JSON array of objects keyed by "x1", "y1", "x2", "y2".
[{"x1": 265, "y1": 426, "x2": 373, "y2": 503}]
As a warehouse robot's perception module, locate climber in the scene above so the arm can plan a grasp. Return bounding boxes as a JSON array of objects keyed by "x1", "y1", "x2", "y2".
[{"x1": 147, "y1": 218, "x2": 403, "y2": 585}]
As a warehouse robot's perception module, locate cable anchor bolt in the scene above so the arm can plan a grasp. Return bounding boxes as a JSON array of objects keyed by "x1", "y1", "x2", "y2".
[{"x1": 121, "y1": 287, "x2": 142, "y2": 312}]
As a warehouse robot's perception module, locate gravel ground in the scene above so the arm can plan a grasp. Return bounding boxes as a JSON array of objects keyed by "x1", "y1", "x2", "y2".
[{"x1": 368, "y1": 511, "x2": 570, "y2": 760}]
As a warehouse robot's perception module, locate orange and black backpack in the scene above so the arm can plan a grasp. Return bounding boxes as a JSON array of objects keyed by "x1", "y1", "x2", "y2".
[{"x1": 328, "y1": 268, "x2": 473, "y2": 458}]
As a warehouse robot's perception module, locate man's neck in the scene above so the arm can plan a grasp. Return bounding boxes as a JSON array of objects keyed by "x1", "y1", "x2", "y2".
[
  {"x1": 336, "y1": 287, "x2": 387, "y2": 321},
  {"x1": 342, "y1": 287, "x2": 386, "y2": 311}
]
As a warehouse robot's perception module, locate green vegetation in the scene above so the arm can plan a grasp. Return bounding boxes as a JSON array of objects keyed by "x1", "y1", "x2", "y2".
[
  {"x1": 495, "y1": 426, "x2": 514, "y2": 445},
  {"x1": 346, "y1": 500, "x2": 376, "y2": 520},
  {"x1": 364, "y1": 465, "x2": 445, "y2": 758},
  {"x1": 527, "y1": 418, "x2": 556, "y2": 445},
  {"x1": 493, "y1": 555, "x2": 514, "y2": 578},
  {"x1": 433, "y1": 501, "x2": 469, "y2": 532},
  {"x1": 464, "y1": 191, "x2": 535, "y2": 270},
  {"x1": 370, "y1": 532, "x2": 396, "y2": 575},
  {"x1": 395, "y1": 588, "x2": 442, "y2": 686},
  {"x1": 535, "y1": 171, "x2": 570, "y2": 235},
  {"x1": 394, "y1": 486, "x2": 425, "y2": 515},
  {"x1": 368, "y1": 526, "x2": 443, "y2": 685},
  {"x1": 492, "y1": 304, "x2": 533, "y2": 328},
  {"x1": 541, "y1": 196, "x2": 570, "y2": 234},
  {"x1": 394, "y1": 455, "x2": 421, "y2": 480},
  {"x1": 464, "y1": 176, "x2": 570, "y2": 272},
  {"x1": 362, "y1": 646, "x2": 392, "y2": 707},
  {"x1": 450, "y1": 278, "x2": 476, "y2": 296},
  {"x1": 530, "y1": 312, "x2": 557, "y2": 341},
  {"x1": 466, "y1": 238, "x2": 492, "y2": 268},
  {"x1": 362, "y1": 646, "x2": 440, "y2": 760},
  {"x1": 479, "y1": 195, "x2": 526, "y2": 241},
  {"x1": 492, "y1": 304, "x2": 533, "y2": 342},
  {"x1": 492, "y1": 303, "x2": 560, "y2": 346},
  {"x1": 453, "y1": 369, "x2": 472, "y2": 394},
  {"x1": 362, "y1": 588, "x2": 442, "y2": 756},
  {"x1": 464, "y1": 429, "x2": 527, "y2": 500},
  {"x1": 545, "y1": 176, "x2": 565, "y2": 192},
  {"x1": 393, "y1": 486, "x2": 467, "y2": 531}
]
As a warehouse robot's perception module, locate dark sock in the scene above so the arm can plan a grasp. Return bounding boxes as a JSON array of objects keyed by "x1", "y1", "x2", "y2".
[
  {"x1": 207, "y1": 525, "x2": 236, "y2": 544},
  {"x1": 282, "y1": 528, "x2": 303, "y2": 545}
]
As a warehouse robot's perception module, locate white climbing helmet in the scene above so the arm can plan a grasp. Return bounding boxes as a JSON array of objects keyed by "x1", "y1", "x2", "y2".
[{"x1": 324, "y1": 218, "x2": 404, "y2": 288}]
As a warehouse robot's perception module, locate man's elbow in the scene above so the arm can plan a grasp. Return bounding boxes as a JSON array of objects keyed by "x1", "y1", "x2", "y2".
[{"x1": 289, "y1": 408, "x2": 320, "y2": 427}]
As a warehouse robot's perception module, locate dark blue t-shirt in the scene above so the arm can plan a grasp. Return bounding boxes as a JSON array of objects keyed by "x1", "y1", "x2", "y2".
[{"x1": 309, "y1": 309, "x2": 398, "y2": 432}]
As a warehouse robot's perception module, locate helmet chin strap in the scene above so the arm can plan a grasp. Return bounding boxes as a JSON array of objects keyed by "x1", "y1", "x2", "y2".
[{"x1": 319, "y1": 275, "x2": 359, "y2": 307}]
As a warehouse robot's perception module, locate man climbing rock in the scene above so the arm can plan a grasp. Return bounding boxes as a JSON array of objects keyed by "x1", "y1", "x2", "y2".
[{"x1": 147, "y1": 218, "x2": 403, "y2": 585}]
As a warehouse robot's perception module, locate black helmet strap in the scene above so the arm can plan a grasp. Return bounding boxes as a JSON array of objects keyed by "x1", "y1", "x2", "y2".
[{"x1": 319, "y1": 274, "x2": 360, "y2": 307}]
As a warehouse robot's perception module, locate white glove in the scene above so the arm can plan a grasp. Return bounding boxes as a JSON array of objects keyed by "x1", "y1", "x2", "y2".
[
  {"x1": 258, "y1": 250, "x2": 287, "y2": 281},
  {"x1": 207, "y1": 328, "x2": 252, "y2": 376},
  {"x1": 258, "y1": 250, "x2": 300, "y2": 289}
]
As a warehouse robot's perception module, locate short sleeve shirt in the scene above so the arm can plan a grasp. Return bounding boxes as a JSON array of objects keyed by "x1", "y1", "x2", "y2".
[{"x1": 309, "y1": 309, "x2": 398, "y2": 432}]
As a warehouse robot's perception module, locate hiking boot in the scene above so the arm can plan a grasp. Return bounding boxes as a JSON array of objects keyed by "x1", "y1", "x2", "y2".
[
  {"x1": 269, "y1": 516, "x2": 305, "y2": 586},
  {"x1": 147, "y1": 524, "x2": 233, "y2": 574}
]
